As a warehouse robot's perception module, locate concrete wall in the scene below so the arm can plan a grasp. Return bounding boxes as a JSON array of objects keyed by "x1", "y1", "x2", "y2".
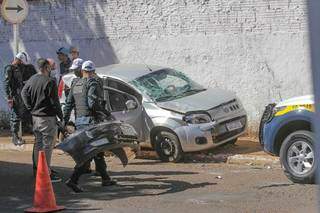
[{"x1": 0, "y1": 0, "x2": 311, "y2": 132}]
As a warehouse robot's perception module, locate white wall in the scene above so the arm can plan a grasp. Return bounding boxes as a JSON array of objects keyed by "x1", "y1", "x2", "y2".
[{"x1": 0, "y1": 0, "x2": 311, "y2": 132}]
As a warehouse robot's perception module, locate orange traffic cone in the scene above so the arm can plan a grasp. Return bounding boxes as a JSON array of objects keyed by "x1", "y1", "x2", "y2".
[{"x1": 25, "y1": 151, "x2": 65, "y2": 213}]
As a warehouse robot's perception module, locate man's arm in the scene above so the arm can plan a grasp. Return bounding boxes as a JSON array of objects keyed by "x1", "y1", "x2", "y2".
[
  {"x1": 48, "y1": 79, "x2": 63, "y2": 121},
  {"x1": 4, "y1": 65, "x2": 13, "y2": 100},
  {"x1": 63, "y1": 84, "x2": 75, "y2": 123},
  {"x1": 87, "y1": 81, "x2": 101, "y2": 110},
  {"x1": 21, "y1": 80, "x2": 32, "y2": 111}
]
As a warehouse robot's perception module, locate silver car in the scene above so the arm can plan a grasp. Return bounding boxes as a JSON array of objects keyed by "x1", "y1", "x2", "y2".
[{"x1": 61, "y1": 64, "x2": 247, "y2": 162}]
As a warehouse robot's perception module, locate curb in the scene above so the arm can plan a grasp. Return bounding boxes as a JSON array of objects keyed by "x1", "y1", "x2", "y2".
[
  {"x1": 227, "y1": 154, "x2": 280, "y2": 166},
  {"x1": 0, "y1": 143, "x2": 34, "y2": 152}
]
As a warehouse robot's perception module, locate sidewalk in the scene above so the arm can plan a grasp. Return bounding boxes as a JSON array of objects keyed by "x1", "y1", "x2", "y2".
[
  {"x1": 0, "y1": 135, "x2": 279, "y2": 166},
  {"x1": 0, "y1": 135, "x2": 35, "y2": 152}
]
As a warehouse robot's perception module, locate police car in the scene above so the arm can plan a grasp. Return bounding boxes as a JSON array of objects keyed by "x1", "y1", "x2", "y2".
[{"x1": 259, "y1": 95, "x2": 316, "y2": 184}]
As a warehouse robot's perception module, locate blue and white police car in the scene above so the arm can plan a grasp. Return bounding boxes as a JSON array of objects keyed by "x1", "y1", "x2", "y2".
[{"x1": 259, "y1": 95, "x2": 316, "y2": 184}]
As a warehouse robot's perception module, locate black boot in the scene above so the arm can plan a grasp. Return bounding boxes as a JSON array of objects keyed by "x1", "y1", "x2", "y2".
[
  {"x1": 102, "y1": 179, "x2": 117, "y2": 187},
  {"x1": 66, "y1": 179, "x2": 84, "y2": 193}
]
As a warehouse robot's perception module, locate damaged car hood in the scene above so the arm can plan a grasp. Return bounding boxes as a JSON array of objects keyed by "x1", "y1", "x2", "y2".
[{"x1": 156, "y1": 88, "x2": 236, "y2": 113}]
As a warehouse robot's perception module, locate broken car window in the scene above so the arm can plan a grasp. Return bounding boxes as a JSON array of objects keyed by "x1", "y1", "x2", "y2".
[{"x1": 130, "y1": 69, "x2": 206, "y2": 102}]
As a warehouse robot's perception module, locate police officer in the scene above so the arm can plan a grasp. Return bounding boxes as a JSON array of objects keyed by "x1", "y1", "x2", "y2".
[
  {"x1": 69, "y1": 58, "x2": 84, "y2": 79},
  {"x1": 63, "y1": 60, "x2": 116, "y2": 193},
  {"x1": 4, "y1": 52, "x2": 37, "y2": 145}
]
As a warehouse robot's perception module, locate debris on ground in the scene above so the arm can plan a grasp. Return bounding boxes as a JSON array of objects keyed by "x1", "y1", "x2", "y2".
[{"x1": 257, "y1": 183, "x2": 294, "y2": 189}]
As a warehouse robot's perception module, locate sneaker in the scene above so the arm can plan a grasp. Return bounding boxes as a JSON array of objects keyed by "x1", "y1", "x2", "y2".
[
  {"x1": 51, "y1": 169, "x2": 59, "y2": 175},
  {"x1": 12, "y1": 134, "x2": 25, "y2": 146},
  {"x1": 102, "y1": 179, "x2": 117, "y2": 187},
  {"x1": 50, "y1": 174, "x2": 62, "y2": 183},
  {"x1": 66, "y1": 179, "x2": 84, "y2": 193}
]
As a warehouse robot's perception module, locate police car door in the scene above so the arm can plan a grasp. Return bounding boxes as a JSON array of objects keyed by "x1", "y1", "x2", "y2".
[{"x1": 104, "y1": 78, "x2": 147, "y2": 141}]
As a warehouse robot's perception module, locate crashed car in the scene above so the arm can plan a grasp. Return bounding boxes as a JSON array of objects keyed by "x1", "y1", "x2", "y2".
[
  {"x1": 259, "y1": 95, "x2": 316, "y2": 184},
  {"x1": 60, "y1": 64, "x2": 247, "y2": 162}
]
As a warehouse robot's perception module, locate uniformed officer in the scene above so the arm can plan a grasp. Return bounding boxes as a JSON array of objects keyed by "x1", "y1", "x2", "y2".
[
  {"x1": 69, "y1": 58, "x2": 84, "y2": 79},
  {"x1": 63, "y1": 60, "x2": 116, "y2": 193},
  {"x1": 4, "y1": 52, "x2": 37, "y2": 145}
]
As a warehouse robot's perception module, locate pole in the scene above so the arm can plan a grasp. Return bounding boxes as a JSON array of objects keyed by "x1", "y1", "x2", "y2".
[
  {"x1": 307, "y1": 0, "x2": 320, "y2": 208},
  {"x1": 13, "y1": 24, "x2": 19, "y2": 55}
]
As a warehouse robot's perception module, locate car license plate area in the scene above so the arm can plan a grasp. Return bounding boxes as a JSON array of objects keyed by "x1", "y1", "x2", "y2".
[{"x1": 226, "y1": 120, "x2": 243, "y2": 131}]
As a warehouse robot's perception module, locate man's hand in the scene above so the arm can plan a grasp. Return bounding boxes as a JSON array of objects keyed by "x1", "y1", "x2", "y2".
[{"x1": 7, "y1": 99, "x2": 13, "y2": 108}]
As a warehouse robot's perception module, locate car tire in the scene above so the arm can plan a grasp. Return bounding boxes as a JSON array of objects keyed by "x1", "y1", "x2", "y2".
[
  {"x1": 154, "y1": 131, "x2": 183, "y2": 163},
  {"x1": 280, "y1": 130, "x2": 316, "y2": 184}
]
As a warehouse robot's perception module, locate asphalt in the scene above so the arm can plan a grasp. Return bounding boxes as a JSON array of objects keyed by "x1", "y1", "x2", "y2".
[{"x1": 0, "y1": 138, "x2": 317, "y2": 213}]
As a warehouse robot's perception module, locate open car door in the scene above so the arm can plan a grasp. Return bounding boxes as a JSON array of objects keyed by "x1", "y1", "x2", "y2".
[{"x1": 103, "y1": 78, "x2": 147, "y2": 142}]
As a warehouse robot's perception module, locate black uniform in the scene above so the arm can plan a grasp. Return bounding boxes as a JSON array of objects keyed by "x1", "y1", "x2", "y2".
[
  {"x1": 4, "y1": 64, "x2": 37, "y2": 137},
  {"x1": 64, "y1": 76, "x2": 111, "y2": 187}
]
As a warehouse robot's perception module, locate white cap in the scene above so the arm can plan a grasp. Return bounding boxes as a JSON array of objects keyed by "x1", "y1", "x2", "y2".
[
  {"x1": 15, "y1": 52, "x2": 29, "y2": 64},
  {"x1": 82, "y1": 60, "x2": 95, "y2": 72},
  {"x1": 70, "y1": 58, "x2": 84, "y2": 70}
]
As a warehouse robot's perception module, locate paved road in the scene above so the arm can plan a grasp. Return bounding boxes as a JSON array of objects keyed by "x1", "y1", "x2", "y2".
[{"x1": 0, "y1": 149, "x2": 317, "y2": 213}]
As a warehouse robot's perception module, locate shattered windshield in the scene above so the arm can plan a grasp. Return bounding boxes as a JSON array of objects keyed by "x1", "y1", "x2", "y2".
[{"x1": 130, "y1": 69, "x2": 206, "y2": 102}]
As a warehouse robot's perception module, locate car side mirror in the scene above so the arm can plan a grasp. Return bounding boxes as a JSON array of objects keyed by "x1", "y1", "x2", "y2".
[{"x1": 126, "y1": 100, "x2": 138, "y2": 110}]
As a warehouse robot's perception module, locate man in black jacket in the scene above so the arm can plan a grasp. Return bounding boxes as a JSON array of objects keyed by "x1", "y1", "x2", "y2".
[
  {"x1": 4, "y1": 52, "x2": 37, "y2": 145},
  {"x1": 21, "y1": 58, "x2": 63, "y2": 183}
]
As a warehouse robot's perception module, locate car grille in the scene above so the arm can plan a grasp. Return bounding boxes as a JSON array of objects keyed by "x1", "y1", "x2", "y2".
[
  {"x1": 208, "y1": 99, "x2": 241, "y2": 120},
  {"x1": 212, "y1": 116, "x2": 247, "y2": 143},
  {"x1": 259, "y1": 103, "x2": 276, "y2": 145}
]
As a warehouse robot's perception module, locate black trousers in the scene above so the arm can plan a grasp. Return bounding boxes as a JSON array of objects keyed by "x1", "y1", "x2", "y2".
[{"x1": 70, "y1": 152, "x2": 110, "y2": 184}]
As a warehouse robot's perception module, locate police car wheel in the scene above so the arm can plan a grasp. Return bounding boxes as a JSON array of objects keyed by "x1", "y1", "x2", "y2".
[
  {"x1": 280, "y1": 130, "x2": 316, "y2": 184},
  {"x1": 154, "y1": 131, "x2": 183, "y2": 163}
]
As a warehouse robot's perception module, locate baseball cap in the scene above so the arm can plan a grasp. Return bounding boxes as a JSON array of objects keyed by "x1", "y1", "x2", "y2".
[
  {"x1": 56, "y1": 47, "x2": 69, "y2": 56},
  {"x1": 15, "y1": 52, "x2": 29, "y2": 64},
  {"x1": 82, "y1": 60, "x2": 95, "y2": 72},
  {"x1": 70, "y1": 58, "x2": 84, "y2": 70}
]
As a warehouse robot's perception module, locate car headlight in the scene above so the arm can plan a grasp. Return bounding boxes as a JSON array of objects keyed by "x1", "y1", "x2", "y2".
[
  {"x1": 273, "y1": 106, "x2": 287, "y2": 116},
  {"x1": 183, "y1": 113, "x2": 212, "y2": 124}
]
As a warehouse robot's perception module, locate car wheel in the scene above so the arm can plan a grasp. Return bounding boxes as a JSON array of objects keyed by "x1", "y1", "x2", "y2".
[
  {"x1": 154, "y1": 131, "x2": 183, "y2": 163},
  {"x1": 280, "y1": 130, "x2": 316, "y2": 184}
]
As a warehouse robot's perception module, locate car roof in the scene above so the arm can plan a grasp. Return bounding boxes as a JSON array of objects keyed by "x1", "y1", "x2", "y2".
[{"x1": 95, "y1": 64, "x2": 165, "y2": 82}]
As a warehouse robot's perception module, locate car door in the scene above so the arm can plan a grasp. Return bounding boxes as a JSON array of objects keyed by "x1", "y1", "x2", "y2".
[{"x1": 104, "y1": 77, "x2": 147, "y2": 142}]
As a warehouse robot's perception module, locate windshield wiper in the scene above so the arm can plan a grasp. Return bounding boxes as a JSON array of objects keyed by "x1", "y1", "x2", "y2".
[{"x1": 183, "y1": 88, "x2": 206, "y2": 94}]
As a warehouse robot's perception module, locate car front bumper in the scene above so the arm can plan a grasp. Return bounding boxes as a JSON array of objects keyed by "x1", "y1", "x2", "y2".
[{"x1": 175, "y1": 115, "x2": 247, "y2": 152}]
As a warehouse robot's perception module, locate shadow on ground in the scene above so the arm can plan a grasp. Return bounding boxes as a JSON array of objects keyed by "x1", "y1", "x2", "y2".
[{"x1": 0, "y1": 161, "x2": 214, "y2": 213}]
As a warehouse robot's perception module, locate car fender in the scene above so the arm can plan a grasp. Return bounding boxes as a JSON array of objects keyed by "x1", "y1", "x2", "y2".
[
  {"x1": 263, "y1": 109, "x2": 313, "y2": 154},
  {"x1": 149, "y1": 117, "x2": 188, "y2": 149}
]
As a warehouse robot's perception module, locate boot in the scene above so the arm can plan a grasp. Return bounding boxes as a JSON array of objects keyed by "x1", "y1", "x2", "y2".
[
  {"x1": 65, "y1": 179, "x2": 84, "y2": 193},
  {"x1": 102, "y1": 179, "x2": 117, "y2": 187},
  {"x1": 12, "y1": 133, "x2": 25, "y2": 146}
]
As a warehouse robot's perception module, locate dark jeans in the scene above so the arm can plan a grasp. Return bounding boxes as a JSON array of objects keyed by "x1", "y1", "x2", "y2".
[
  {"x1": 70, "y1": 153, "x2": 111, "y2": 184},
  {"x1": 10, "y1": 99, "x2": 32, "y2": 134},
  {"x1": 70, "y1": 117, "x2": 110, "y2": 183}
]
